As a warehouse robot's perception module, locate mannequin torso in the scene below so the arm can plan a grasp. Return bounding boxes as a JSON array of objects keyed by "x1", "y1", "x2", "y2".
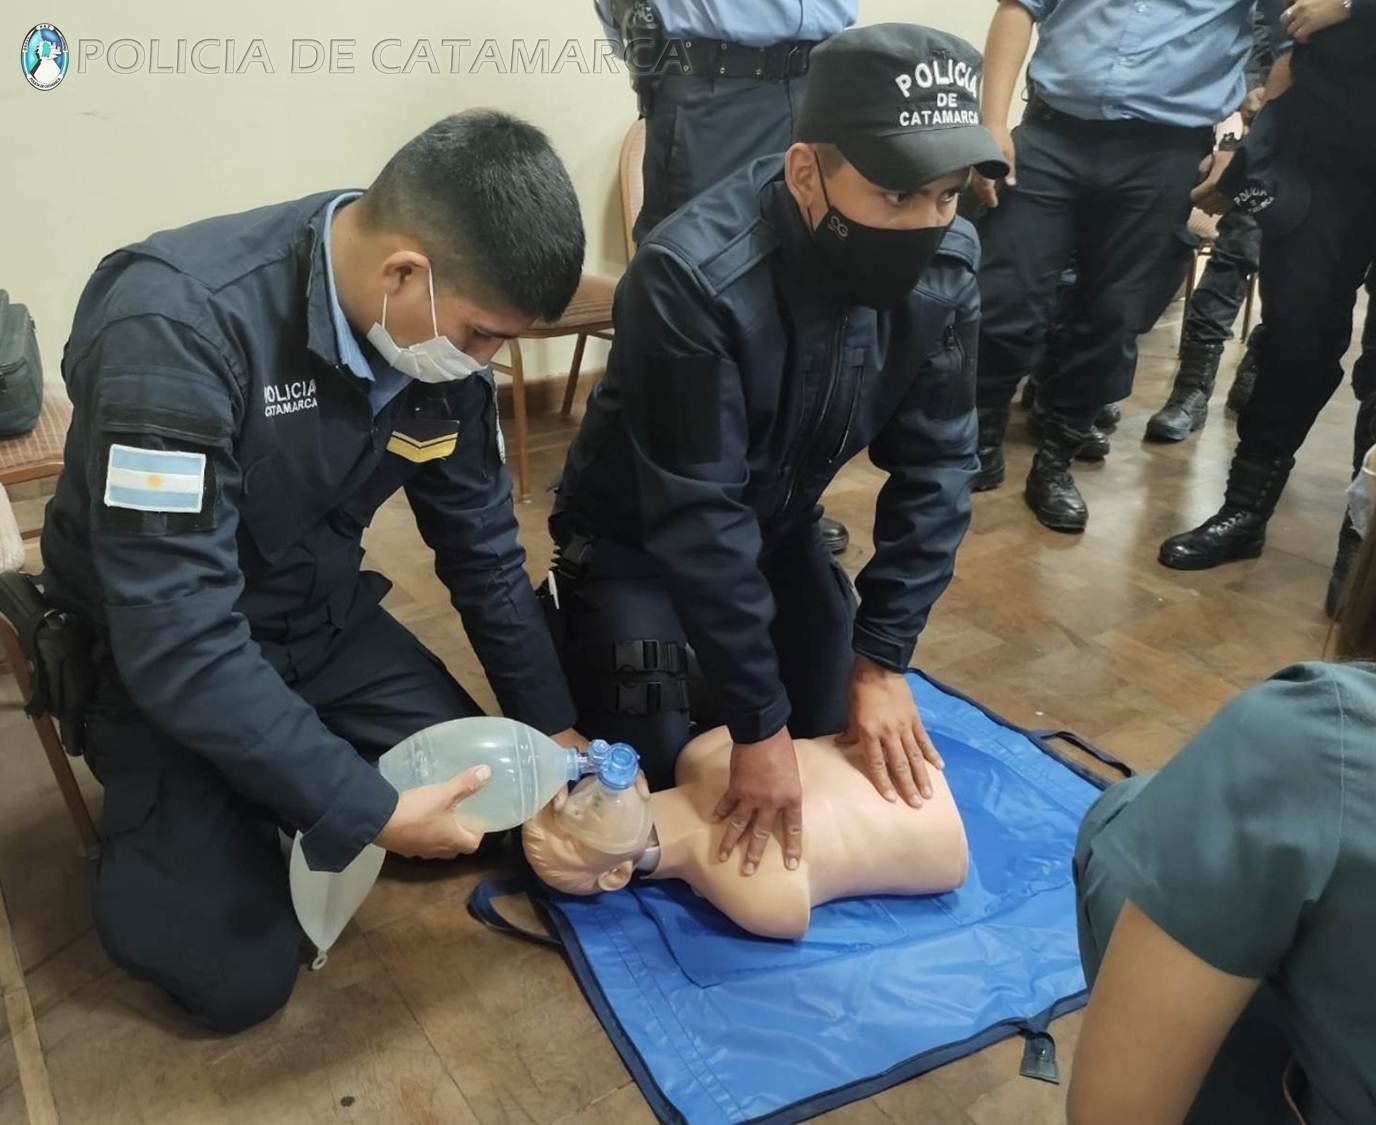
[{"x1": 646, "y1": 729, "x2": 968, "y2": 939}]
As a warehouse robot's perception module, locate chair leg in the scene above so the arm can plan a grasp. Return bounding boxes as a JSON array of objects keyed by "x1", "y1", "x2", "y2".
[
  {"x1": 506, "y1": 340, "x2": 531, "y2": 502},
  {"x1": 561, "y1": 334, "x2": 589, "y2": 419},
  {"x1": 1241, "y1": 274, "x2": 1257, "y2": 343},
  {"x1": 0, "y1": 623, "x2": 99, "y2": 859},
  {"x1": 34, "y1": 716, "x2": 99, "y2": 860}
]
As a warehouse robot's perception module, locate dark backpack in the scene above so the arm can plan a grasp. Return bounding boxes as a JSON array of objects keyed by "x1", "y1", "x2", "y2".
[{"x1": 0, "y1": 290, "x2": 43, "y2": 438}]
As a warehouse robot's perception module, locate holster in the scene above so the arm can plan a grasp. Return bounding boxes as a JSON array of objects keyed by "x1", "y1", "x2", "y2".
[
  {"x1": 0, "y1": 572, "x2": 95, "y2": 755},
  {"x1": 611, "y1": 0, "x2": 662, "y2": 113},
  {"x1": 535, "y1": 529, "x2": 597, "y2": 652}
]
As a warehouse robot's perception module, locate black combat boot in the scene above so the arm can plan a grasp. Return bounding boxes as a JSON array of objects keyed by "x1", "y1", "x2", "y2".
[
  {"x1": 1226, "y1": 326, "x2": 1264, "y2": 415},
  {"x1": 1158, "y1": 452, "x2": 1294, "y2": 570},
  {"x1": 1095, "y1": 403, "x2": 1122, "y2": 432},
  {"x1": 1024, "y1": 417, "x2": 1091, "y2": 533},
  {"x1": 818, "y1": 512, "x2": 849, "y2": 555},
  {"x1": 1027, "y1": 406, "x2": 1111, "y2": 461},
  {"x1": 1146, "y1": 340, "x2": 1224, "y2": 443},
  {"x1": 974, "y1": 405, "x2": 1011, "y2": 492}
]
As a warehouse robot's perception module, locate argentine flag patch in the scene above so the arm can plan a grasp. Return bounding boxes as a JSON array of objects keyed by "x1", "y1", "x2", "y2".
[{"x1": 103, "y1": 443, "x2": 206, "y2": 513}]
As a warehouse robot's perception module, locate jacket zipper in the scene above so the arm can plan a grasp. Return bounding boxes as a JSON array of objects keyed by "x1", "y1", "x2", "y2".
[
  {"x1": 828, "y1": 365, "x2": 863, "y2": 462},
  {"x1": 781, "y1": 312, "x2": 848, "y2": 515}
]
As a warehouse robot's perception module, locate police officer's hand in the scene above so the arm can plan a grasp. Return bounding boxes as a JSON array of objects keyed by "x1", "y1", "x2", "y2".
[
  {"x1": 840, "y1": 656, "x2": 945, "y2": 807},
  {"x1": 973, "y1": 124, "x2": 1018, "y2": 209},
  {"x1": 374, "y1": 765, "x2": 490, "y2": 859},
  {"x1": 1191, "y1": 150, "x2": 1237, "y2": 216},
  {"x1": 1239, "y1": 86, "x2": 1267, "y2": 125},
  {"x1": 713, "y1": 730, "x2": 803, "y2": 877},
  {"x1": 1281, "y1": 0, "x2": 1352, "y2": 43}
]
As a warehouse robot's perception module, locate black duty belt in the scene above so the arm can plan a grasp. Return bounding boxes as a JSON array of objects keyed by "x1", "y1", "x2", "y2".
[{"x1": 626, "y1": 37, "x2": 817, "y2": 81}]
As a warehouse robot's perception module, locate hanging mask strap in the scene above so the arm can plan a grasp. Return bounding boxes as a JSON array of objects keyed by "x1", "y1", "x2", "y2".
[{"x1": 426, "y1": 266, "x2": 441, "y2": 338}]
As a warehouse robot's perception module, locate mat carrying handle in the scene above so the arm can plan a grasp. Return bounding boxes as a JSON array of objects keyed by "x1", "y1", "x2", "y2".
[
  {"x1": 468, "y1": 876, "x2": 563, "y2": 949},
  {"x1": 1029, "y1": 729, "x2": 1133, "y2": 780}
]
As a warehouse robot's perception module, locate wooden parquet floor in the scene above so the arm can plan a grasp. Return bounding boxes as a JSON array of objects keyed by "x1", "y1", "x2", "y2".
[{"x1": 0, "y1": 291, "x2": 1365, "y2": 1125}]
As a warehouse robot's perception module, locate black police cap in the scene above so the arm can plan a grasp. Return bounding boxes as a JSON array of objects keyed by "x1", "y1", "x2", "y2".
[{"x1": 797, "y1": 23, "x2": 1009, "y2": 191}]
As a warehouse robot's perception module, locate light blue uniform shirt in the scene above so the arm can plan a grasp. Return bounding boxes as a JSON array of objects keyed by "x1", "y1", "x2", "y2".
[
  {"x1": 322, "y1": 192, "x2": 411, "y2": 417},
  {"x1": 595, "y1": 1, "x2": 856, "y2": 51},
  {"x1": 1017, "y1": 0, "x2": 1290, "y2": 128}
]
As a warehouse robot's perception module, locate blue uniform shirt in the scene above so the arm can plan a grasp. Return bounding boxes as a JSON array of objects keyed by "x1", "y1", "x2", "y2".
[
  {"x1": 321, "y1": 192, "x2": 411, "y2": 417},
  {"x1": 1017, "y1": 0, "x2": 1290, "y2": 128},
  {"x1": 595, "y1": 1, "x2": 856, "y2": 50}
]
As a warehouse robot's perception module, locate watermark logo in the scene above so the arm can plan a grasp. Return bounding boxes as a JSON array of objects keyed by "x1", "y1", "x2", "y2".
[
  {"x1": 21, "y1": 23, "x2": 68, "y2": 90},
  {"x1": 61, "y1": 36, "x2": 626, "y2": 77}
]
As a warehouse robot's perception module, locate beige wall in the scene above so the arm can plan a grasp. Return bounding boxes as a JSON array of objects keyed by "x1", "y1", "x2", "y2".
[{"x1": 1, "y1": 1, "x2": 1002, "y2": 383}]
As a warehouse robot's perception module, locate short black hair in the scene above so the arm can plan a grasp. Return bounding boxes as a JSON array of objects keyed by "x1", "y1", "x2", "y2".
[{"x1": 360, "y1": 110, "x2": 585, "y2": 322}]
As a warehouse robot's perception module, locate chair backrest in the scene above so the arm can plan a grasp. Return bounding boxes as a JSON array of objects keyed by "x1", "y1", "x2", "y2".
[
  {"x1": 0, "y1": 395, "x2": 71, "y2": 487},
  {"x1": 619, "y1": 117, "x2": 646, "y2": 261}
]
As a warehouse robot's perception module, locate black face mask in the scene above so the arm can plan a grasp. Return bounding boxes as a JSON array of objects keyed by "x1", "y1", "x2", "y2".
[{"x1": 811, "y1": 162, "x2": 950, "y2": 310}]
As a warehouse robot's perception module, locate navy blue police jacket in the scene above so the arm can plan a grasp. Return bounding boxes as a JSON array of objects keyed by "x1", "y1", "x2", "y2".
[
  {"x1": 39, "y1": 191, "x2": 575, "y2": 871},
  {"x1": 555, "y1": 156, "x2": 980, "y2": 745}
]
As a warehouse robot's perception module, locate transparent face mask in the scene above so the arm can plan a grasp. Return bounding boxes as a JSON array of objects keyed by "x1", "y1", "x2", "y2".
[
  {"x1": 556, "y1": 743, "x2": 654, "y2": 856},
  {"x1": 365, "y1": 267, "x2": 484, "y2": 384}
]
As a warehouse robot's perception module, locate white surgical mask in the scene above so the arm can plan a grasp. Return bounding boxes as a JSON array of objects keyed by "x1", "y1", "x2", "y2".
[
  {"x1": 366, "y1": 268, "x2": 483, "y2": 384},
  {"x1": 1345, "y1": 444, "x2": 1376, "y2": 538}
]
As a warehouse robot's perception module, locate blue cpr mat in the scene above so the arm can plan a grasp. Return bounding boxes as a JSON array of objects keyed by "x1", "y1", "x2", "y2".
[{"x1": 472, "y1": 671, "x2": 1128, "y2": 1124}]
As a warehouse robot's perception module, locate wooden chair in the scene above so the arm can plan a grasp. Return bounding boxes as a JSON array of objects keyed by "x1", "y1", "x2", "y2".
[
  {"x1": 0, "y1": 489, "x2": 100, "y2": 860},
  {"x1": 0, "y1": 396, "x2": 72, "y2": 538},
  {"x1": 489, "y1": 276, "x2": 616, "y2": 501},
  {"x1": 488, "y1": 118, "x2": 647, "y2": 501},
  {"x1": 617, "y1": 116, "x2": 647, "y2": 262}
]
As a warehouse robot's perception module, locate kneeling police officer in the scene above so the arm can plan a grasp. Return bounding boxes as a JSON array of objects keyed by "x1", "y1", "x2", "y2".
[
  {"x1": 40, "y1": 111, "x2": 586, "y2": 1032},
  {"x1": 551, "y1": 26, "x2": 1006, "y2": 875}
]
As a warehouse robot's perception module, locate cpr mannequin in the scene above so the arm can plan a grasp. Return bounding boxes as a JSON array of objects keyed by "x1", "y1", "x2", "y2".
[{"x1": 523, "y1": 727, "x2": 969, "y2": 940}]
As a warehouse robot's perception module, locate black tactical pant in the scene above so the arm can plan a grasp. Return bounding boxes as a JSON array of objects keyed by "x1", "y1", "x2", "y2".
[
  {"x1": 85, "y1": 601, "x2": 479, "y2": 1033},
  {"x1": 976, "y1": 104, "x2": 1213, "y2": 429},
  {"x1": 1238, "y1": 127, "x2": 1376, "y2": 464},
  {"x1": 553, "y1": 521, "x2": 855, "y2": 789},
  {"x1": 1184, "y1": 209, "x2": 1263, "y2": 348},
  {"x1": 1075, "y1": 777, "x2": 1298, "y2": 1124},
  {"x1": 635, "y1": 72, "x2": 807, "y2": 245}
]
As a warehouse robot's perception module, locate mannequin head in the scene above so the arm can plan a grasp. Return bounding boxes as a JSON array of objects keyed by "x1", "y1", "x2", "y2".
[{"x1": 522, "y1": 802, "x2": 645, "y2": 895}]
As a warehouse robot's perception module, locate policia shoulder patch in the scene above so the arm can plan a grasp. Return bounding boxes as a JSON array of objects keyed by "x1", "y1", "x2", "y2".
[{"x1": 386, "y1": 418, "x2": 460, "y2": 464}]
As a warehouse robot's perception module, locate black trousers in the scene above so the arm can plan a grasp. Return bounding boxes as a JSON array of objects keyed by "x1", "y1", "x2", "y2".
[
  {"x1": 555, "y1": 525, "x2": 855, "y2": 789},
  {"x1": 84, "y1": 604, "x2": 479, "y2": 1033},
  {"x1": 1185, "y1": 208, "x2": 1263, "y2": 348},
  {"x1": 1238, "y1": 126, "x2": 1376, "y2": 463},
  {"x1": 635, "y1": 73, "x2": 807, "y2": 244},
  {"x1": 976, "y1": 106, "x2": 1213, "y2": 428},
  {"x1": 1075, "y1": 778, "x2": 1299, "y2": 1124}
]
